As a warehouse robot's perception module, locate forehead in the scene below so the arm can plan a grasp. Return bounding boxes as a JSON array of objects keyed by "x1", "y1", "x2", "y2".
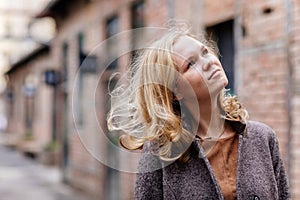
[{"x1": 172, "y1": 35, "x2": 204, "y2": 59}]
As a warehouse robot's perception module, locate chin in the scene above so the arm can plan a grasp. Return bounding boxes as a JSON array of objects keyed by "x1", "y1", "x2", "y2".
[
  {"x1": 222, "y1": 76, "x2": 229, "y2": 87},
  {"x1": 217, "y1": 80, "x2": 228, "y2": 93},
  {"x1": 223, "y1": 80, "x2": 228, "y2": 87}
]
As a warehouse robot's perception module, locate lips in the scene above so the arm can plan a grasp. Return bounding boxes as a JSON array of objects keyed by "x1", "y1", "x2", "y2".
[{"x1": 208, "y1": 69, "x2": 221, "y2": 80}]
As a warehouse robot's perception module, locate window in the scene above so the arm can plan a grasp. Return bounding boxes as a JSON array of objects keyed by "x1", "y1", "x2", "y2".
[
  {"x1": 23, "y1": 74, "x2": 37, "y2": 136},
  {"x1": 62, "y1": 42, "x2": 69, "y2": 171},
  {"x1": 76, "y1": 32, "x2": 84, "y2": 126},
  {"x1": 131, "y1": 0, "x2": 144, "y2": 29},
  {"x1": 106, "y1": 16, "x2": 119, "y2": 70},
  {"x1": 6, "y1": 85, "x2": 14, "y2": 118},
  {"x1": 206, "y1": 20, "x2": 235, "y2": 92},
  {"x1": 131, "y1": 0, "x2": 145, "y2": 58},
  {"x1": 62, "y1": 43, "x2": 69, "y2": 82}
]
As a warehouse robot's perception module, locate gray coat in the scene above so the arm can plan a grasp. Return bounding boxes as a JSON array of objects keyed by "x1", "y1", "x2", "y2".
[{"x1": 134, "y1": 121, "x2": 290, "y2": 200}]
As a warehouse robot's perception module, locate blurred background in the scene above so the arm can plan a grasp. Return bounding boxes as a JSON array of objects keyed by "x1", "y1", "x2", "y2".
[{"x1": 0, "y1": 0, "x2": 299, "y2": 199}]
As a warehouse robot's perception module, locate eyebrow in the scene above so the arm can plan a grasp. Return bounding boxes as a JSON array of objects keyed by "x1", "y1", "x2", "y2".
[
  {"x1": 189, "y1": 42, "x2": 205, "y2": 56},
  {"x1": 200, "y1": 44, "x2": 206, "y2": 51},
  {"x1": 174, "y1": 39, "x2": 207, "y2": 70},
  {"x1": 182, "y1": 44, "x2": 208, "y2": 69},
  {"x1": 184, "y1": 44, "x2": 204, "y2": 62}
]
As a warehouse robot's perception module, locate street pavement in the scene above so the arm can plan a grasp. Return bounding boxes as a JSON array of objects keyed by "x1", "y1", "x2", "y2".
[{"x1": 0, "y1": 134, "x2": 92, "y2": 200}]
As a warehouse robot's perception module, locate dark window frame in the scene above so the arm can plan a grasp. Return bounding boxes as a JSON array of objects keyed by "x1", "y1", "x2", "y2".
[{"x1": 206, "y1": 20, "x2": 235, "y2": 92}]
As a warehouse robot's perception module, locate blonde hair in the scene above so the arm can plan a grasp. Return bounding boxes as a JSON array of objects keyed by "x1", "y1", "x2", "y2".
[{"x1": 107, "y1": 29, "x2": 248, "y2": 162}]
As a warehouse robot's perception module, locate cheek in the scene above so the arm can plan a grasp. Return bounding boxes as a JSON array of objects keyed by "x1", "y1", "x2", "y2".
[
  {"x1": 180, "y1": 74, "x2": 208, "y2": 97},
  {"x1": 186, "y1": 72, "x2": 206, "y2": 87}
]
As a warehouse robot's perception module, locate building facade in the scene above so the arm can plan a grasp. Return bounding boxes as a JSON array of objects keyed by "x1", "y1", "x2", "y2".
[
  {"x1": 5, "y1": 0, "x2": 300, "y2": 199},
  {"x1": 5, "y1": 45, "x2": 55, "y2": 157}
]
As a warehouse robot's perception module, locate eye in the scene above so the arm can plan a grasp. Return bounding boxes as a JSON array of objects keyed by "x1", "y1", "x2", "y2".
[
  {"x1": 187, "y1": 60, "x2": 195, "y2": 69},
  {"x1": 202, "y1": 48, "x2": 209, "y2": 56}
]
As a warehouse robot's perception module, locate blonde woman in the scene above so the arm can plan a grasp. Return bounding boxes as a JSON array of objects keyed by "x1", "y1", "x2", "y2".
[{"x1": 107, "y1": 28, "x2": 290, "y2": 200}]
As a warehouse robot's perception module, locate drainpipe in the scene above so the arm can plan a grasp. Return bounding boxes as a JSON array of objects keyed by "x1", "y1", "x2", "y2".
[
  {"x1": 234, "y1": 0, "x2": 243, "y2": 96},
  {"x1": 285, "y1": 0, "x2": 293, "y2": 182}
]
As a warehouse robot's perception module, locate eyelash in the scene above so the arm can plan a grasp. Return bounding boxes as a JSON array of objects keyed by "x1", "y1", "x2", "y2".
[
  {"x1": 202, "y1": 48, "x2": 209, "y2": 56},
  {"x1": 186, "y1": 48, "x2": 209, "y2": 70},
  {"x1": 187, "y1": 61, "x2": 195, "y2": 69}
]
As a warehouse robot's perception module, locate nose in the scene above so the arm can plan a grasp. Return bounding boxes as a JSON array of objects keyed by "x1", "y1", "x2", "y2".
[
  {"x1": 192, "y1": 57, "x2": 214, "y2": 73},
  {"x1": 202, "y1": 59, "x2": 214, "y2": 71}
]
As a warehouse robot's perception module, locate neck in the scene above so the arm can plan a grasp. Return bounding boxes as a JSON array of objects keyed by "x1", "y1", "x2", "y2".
[{"x1": 184, "y1": 95, "x2": 225, "y2": 138}]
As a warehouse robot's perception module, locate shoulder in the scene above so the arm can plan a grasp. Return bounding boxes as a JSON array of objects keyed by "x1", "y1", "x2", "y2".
[
  {"x1": 138, "y1": 141, "x2": 163, "y2": 173},
  {"x1": 246, "y1": 120, "x2": 276, "y2": 140},
  {"x1": 242, "y1": 121, "x2": 281, "y2": 162},
  {"x1": 244, "y1": 120, "x2": 279, "y2": 150}
]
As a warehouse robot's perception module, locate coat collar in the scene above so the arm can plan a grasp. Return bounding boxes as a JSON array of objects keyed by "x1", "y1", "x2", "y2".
[{"x1": 227, "y1": 120, "x2": 247, "y2": 136}]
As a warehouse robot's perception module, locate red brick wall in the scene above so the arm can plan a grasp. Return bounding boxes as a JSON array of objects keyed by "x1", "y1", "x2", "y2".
[
  {"x1": 49, "y1": 0, "x2": 299, "y2": 198},
  {"x1": 203, "y1": 0, "x2": 294, "y2": 196},
  {"x1": 237, "y1": 1, "x2": 289, "y2": 158},
  {"x1": 69, "y1": 134, "x2": 105, "y2": 196},
  {"x1": 201, "y1": 0, "x2": 290, "y2": 161},
  {"x1": 7, "y1": 0, "x2": 300, "y2": 199},
  {"x1": 290, "y1": 0, "x2": 300, "y2": 198},
  {"x1": 50, "y1": 0, "x2": 141, "y2": 198},
  {"x1": 203, "y1": 0, "x2": 235, "y2": 26},
  {"x1": 7, "y1": 68, "x2": 30, "y2": 135},
  {"x1": 6, "y1": 50, "x2": 54, "y2": 151}
]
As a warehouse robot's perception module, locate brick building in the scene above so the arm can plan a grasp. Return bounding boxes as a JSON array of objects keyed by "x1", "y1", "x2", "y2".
[
  {"x1": 5, "y1": 45, "x2": 54, "y2": 156},
  {"x1": 5, "y1": 0, "x2": 300, "y2": 199}
]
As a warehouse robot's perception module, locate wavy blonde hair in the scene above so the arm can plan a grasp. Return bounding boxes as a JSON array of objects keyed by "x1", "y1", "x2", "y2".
[{"x1": 107, "y1": 28, "x2": 248, "y2": 162}]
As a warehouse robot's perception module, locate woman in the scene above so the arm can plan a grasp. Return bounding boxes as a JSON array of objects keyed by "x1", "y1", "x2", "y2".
[{"x1": 107, "y1": 28, "x2": 290, "y2": 199}]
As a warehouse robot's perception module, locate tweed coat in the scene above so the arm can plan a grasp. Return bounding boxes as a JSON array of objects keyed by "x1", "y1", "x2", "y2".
[{"x1": 134, "y1": 121, "x2": 290, "y2": 200}]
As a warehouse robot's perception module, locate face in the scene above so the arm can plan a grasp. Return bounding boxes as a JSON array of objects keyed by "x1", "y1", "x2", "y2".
[{"x1": 172, "y1": 35, "x2": 228, "y2": 103}]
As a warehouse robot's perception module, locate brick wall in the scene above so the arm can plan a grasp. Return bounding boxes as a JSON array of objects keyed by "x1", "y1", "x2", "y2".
[
  {"x1": 49, "y1": 0, "x2": 142, "y2": 198},
  {"x1": 6, "y1": 0, "x2": 300, "y2": 199},
  {"x1": 238, "y1": 0, "x2": 289, "y2": 160},
  {"x1": 203, "y1": 0, "x2": 295, "y2": 197},
  {"x1": 203, "y1": 0, "x2": 235, "y2": 26},
  {"x1": 7, "y1": 68, "x2": 29, "y2": 135},
  {"x1": 45, "y1": 0, "x2": 299, "y2": 198},
  {"x1": 290, "y1": 0, "x2": 300, "y2": 198},
  {"x1": 200, "y1": 0, "x2": 290, "y2": 162},
  {"x1": 6, "y1": 49, "x2": 53, "y2": 153}
]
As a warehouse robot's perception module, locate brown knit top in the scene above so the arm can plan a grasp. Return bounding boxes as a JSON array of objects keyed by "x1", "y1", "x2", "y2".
[{"x1": 201, "y1": 131, "x2": 239, "y2": 200}]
